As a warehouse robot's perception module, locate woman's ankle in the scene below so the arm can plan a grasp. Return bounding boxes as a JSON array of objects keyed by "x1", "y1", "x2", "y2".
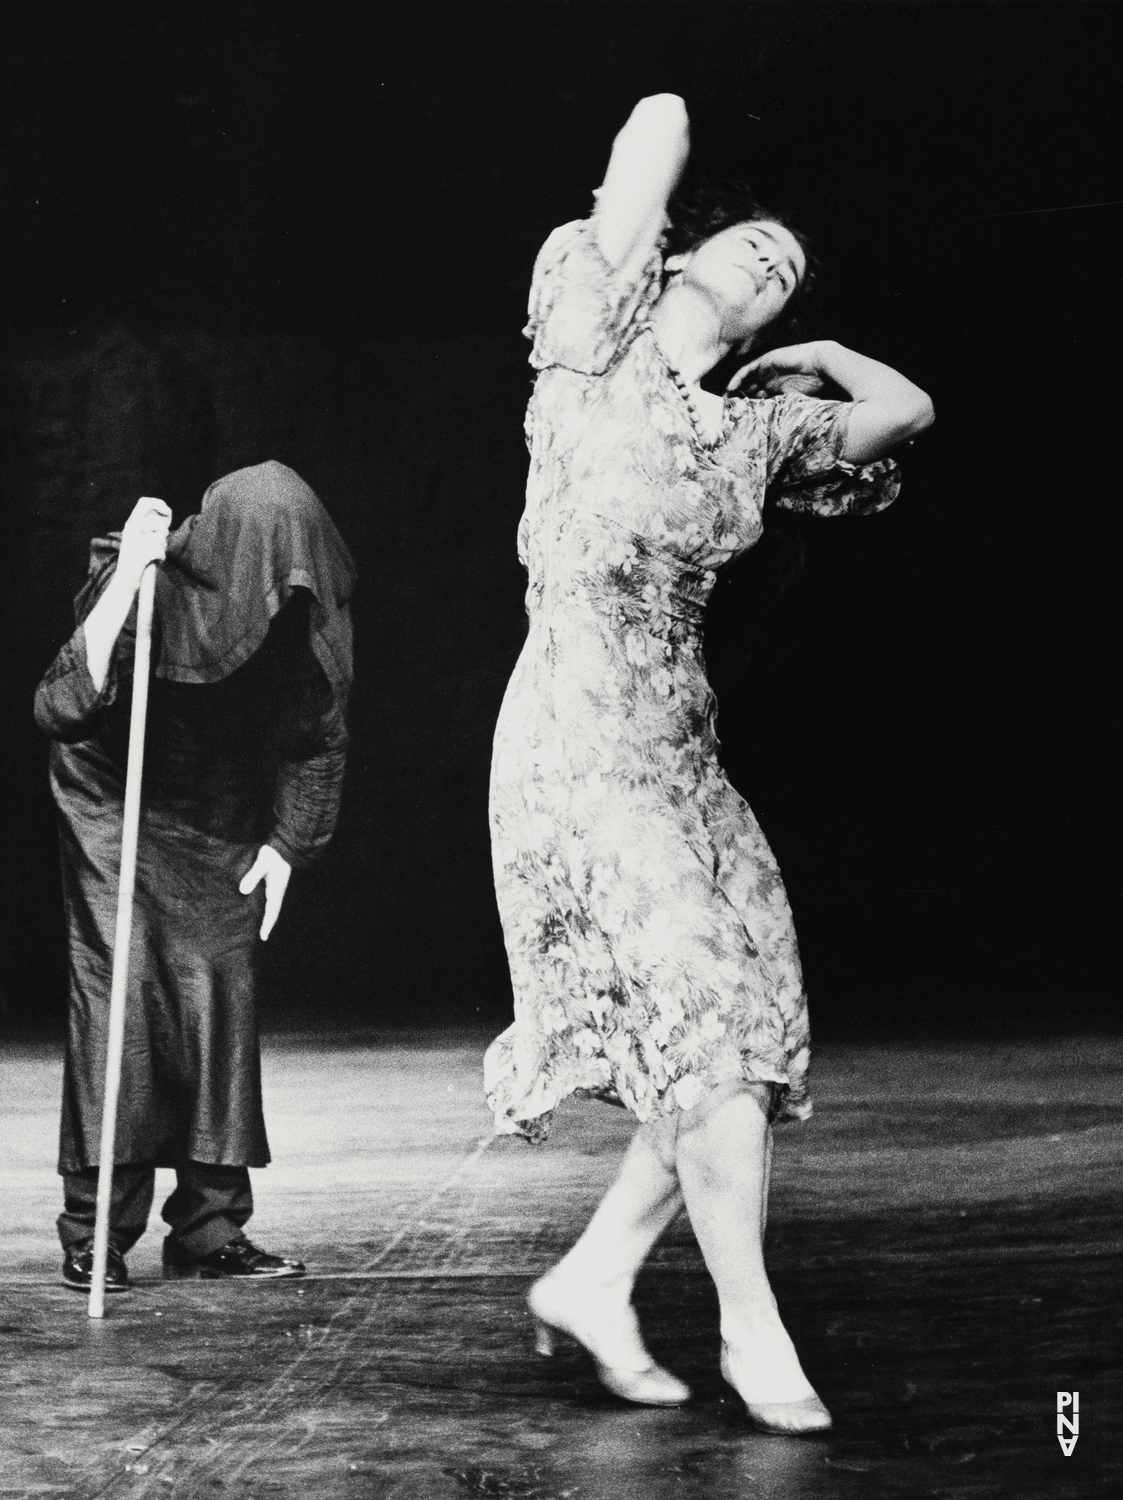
[
  {"x1": 545, "y1": 1255, "x2": 636, "y2": 1301},
  {"x1": 719, "y1": 1315, "x2": 819, "y2": 1403},
  {"x1": 718, "y1": 1295, "x2": 785, "y2": 1344}
]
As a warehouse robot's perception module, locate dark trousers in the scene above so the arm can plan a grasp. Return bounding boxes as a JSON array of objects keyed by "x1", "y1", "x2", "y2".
[{"x1": 59, "y1": 1160, "x2": 253, "y2": 1258}]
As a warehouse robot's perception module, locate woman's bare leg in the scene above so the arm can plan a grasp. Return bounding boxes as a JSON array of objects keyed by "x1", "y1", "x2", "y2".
[
  {"x1": 674, "y1": 1081, "x2": 821, "y2": 1406},
  {"x1": 550, "y1": 1118, "x2": 684, "y2": 1296},
  {"x1": 532, "y1": 1115, "x2": 686, "y2": 1376}
]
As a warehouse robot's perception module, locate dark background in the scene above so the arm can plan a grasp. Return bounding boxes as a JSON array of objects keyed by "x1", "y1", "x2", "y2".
[{"x1": 1, "y1": 2, "x2": 1117, "y2": 1037}]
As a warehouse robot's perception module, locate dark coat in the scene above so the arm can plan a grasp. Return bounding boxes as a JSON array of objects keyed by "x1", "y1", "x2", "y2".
[{"x1": 35, "y1": 462, "x2": 355, "y2": 1173}]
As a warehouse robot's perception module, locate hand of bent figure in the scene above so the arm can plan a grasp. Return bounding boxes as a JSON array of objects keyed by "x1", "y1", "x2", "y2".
[
  {"x1": 239, "y1": 845, "x2": 292, "y2": 941},
  {"x1": 82, "y1": 496, "x2": 174, "y2": 693},
  {"x1": 726, "y1": 344, "x2": 828, "y2": 399},
  {"x1": 117, "y1": 496, "x2": 173, "y2": 587}
]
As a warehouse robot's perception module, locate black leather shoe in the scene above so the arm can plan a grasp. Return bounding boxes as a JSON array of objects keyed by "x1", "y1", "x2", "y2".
[
  {"x1": 162, "y1": 1233, "x2": 305, "y2": 1280},
  {"x1": 61, "y1": 1244, "x2": 130, "y2": 1293}
]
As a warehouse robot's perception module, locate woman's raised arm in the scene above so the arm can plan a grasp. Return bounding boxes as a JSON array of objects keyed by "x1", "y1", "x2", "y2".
[
  {"x1": 732, "y1": 341, "x2": 935, "y2": 464},
  {"x1": 594, "y1": 94, "x2": 690, "y2": 275}
]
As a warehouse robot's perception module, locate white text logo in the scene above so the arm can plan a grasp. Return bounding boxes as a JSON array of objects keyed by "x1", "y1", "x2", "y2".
[{"x1": 1057, "y1": 1391, "x2": 1079, "y2": 1456}]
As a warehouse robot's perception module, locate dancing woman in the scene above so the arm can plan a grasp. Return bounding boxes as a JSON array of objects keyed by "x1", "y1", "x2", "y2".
[{"x1": 485, "y1": 95, "x2": 933, "y2": 1433}]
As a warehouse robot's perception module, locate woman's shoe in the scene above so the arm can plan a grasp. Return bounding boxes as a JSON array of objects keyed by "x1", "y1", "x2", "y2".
[
  {"x1": 528, "y1": 1276, "x2": 691, "y2": 1406},
  {"x1": 720, "y1": 1343, "x2": 832, "y2": 1435}
]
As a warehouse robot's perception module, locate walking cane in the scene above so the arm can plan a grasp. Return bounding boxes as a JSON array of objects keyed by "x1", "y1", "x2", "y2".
[{"x1": 88, "y1": 562, "x2": 158, "y2": 1319}]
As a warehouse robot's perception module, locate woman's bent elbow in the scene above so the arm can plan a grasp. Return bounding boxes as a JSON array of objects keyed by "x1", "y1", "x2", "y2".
[
  {"x1": 889, "y1": 393, "x2": 935, "y2": 451},
  {"x1": 631, "y1": 93, "x2": 690, "y2": 139},
  {"x1": 913, "y1": 391, "x2": 936, "y2": 433}
]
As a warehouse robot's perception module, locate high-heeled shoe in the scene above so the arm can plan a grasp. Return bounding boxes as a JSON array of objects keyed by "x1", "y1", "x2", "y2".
[
  {"x1": 528, "y1": 1277, "x2": 691, "y2": 1406},
  {"x1": 720, "y1": 1343, "x2": 833, "y2": 1435}
]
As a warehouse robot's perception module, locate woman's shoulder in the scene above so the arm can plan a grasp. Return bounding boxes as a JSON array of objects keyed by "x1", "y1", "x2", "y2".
[
  {"x1": 719, "y1": 394, "x2": 778, "y2": 456},
  {"x1": 524, "y1": 214, "x2": 665, "y2": 377},
  {"x1": 531, "y1": 214, "x2": 647, "y2": 282}
]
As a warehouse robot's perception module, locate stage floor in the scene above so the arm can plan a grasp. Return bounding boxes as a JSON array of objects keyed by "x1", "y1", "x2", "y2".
[{"x1": 1, "y1": 1029, "x2": 1119, "y2": 1498}]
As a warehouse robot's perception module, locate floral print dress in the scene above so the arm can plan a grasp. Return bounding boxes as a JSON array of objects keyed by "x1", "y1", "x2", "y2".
[{"x1": 485, "y1": 218, "x2": 900, "y2": 1142}]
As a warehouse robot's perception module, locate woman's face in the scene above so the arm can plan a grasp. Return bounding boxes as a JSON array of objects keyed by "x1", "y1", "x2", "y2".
[{"x1": 675, "y1": 219, "x2": 806, "y2": 345}]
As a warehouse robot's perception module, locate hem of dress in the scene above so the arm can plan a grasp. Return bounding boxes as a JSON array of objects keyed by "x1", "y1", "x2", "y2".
[{"x1": 488, "y1": 1061, "x2": 812, "y2": 1145}]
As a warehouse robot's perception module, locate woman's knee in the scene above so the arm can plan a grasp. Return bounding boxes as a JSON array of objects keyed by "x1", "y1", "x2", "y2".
[{"x1": 674, "y1": 1079, "x2": 772, "y2": 1169}]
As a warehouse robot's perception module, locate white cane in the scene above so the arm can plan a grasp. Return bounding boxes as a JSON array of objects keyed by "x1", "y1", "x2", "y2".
[{"x1": 88, "y1": 562, "x2": 157, "y2": 1319}]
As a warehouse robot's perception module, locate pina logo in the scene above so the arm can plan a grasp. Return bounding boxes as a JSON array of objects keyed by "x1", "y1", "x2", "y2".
[{"x1": 1056, "y1": 1392, "x2": 1079, "y2": 1456}]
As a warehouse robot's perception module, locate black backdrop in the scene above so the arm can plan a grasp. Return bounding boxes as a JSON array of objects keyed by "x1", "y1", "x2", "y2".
[{"x1": 1, "y1": 3, "x2": 1117, "y2": 1036}]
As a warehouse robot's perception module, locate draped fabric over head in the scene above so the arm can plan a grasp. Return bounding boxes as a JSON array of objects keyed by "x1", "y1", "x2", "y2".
[{"x1": 77, "y1": 460, "x2": 356, "y2": 699}]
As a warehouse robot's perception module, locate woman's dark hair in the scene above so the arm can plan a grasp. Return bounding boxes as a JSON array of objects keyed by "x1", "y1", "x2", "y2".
[{"x1": 664, "y1": 178, "x2": 819, "y2": 355}]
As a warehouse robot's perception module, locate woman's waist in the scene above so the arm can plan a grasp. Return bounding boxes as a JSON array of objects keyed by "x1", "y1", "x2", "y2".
[
  {"x1": 517, "y1": 613, "x2": 713, "y2": 675},
  {"x1": 526, "y1": 596, "x2": 708, "y2": 650},
  {"x1": 491, "y1": 717, "x2": 722, "y2": 800},
  {"x1": 497, "y1": 656, "x2": 717, "y2": 744}
]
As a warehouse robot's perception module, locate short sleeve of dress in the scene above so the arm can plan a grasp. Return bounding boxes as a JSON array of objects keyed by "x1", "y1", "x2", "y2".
[
  {"x1": 766, "y1": 391, "x2": 901, "y2": 517},
  {"x1": 523, "y1": 216, "x2": 664, "y2": 376}
]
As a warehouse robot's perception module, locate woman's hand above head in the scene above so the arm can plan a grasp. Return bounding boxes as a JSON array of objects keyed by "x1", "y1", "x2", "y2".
[
  {"x1": 594, "y1": 94, "x2": 691, "y2": 277},
  {"x1": 730, "y1": 339, "x2": 934, "y2": 464},
  {"x1": 726, "y1": 345, "x2": 829, "y2": 399},
  {"x1": 82, "y1": 496, "x2": 172, "y2": 694}
]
